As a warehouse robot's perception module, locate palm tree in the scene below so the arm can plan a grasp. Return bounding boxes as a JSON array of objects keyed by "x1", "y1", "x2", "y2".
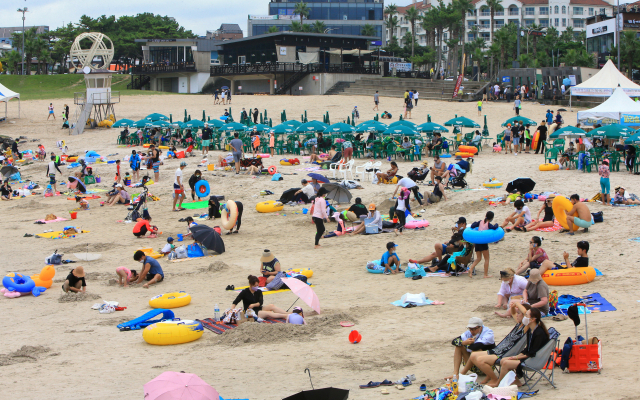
[
  {"x1": 290, "y1": 21, "x2": 302, "y2": 32},
  {"x1": 405, "y1": 6, "x2": 419, "y2": 59},
  {"x1": 486, "y1": 0, "x2": 503, "y2": 44},
  {"x1": 294, "y1": 2, "x2": 311, "y2": 26},
  {"x1": 493, "y1": 27, "x2": 510, "y2": 70},
  {"x1": 268, "y1": 26, "x2": 279, "y2": 34},
  {"x1": 361, "y1": 23, "x2": 376, "y2": 37},
  {"x1": 527, "y1": 23, "x2": 545, "y2": 57},
  {"x1": 312, "y1": 21, "x2": 327, "y2": 34},
  {"x1": 620, "y1": 30, "x2": 640, "y2": 77},
  {"x1": 384, "y1": 3, "x2": 398, "y2": 45},
  {"x1": 385, "y1": 16, "x2": 399, "y2": 45}
]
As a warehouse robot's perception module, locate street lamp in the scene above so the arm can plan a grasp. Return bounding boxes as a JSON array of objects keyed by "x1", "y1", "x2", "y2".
[{"x1": 17, "y1": 7, "x2": 28, "y2": 76}]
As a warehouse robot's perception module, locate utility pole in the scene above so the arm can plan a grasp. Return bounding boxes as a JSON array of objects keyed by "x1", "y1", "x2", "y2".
[
  {"x1": 616, "y1": 0, "x2": 621, "y2": 70},
  {"x1": 17, "y1": 7, "x2": 28, "y2": 76}
]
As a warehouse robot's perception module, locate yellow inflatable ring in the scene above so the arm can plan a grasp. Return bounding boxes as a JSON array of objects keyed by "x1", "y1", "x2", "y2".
[
  {"x1": 542, "y1": 267, "x2": 596, "y2": 286},
  {"x1": 280, "y1": 160, "x2": 293, "y2": 166},
  {"x1": 552, "y1": 195, "x2": 579, "y2": 231},
  {"x1": 139, "y1": 248, "x2": 163, "y2": 259},
  {"x1": 539, "y1": 164, "x2": 559, "y2": 171},
  {"x1": 483, "y1": 180, "x2": 503, "y2": 188},
  {"x1": 287, "y1": 268, "x2": 314, "y2": 278},
  {"x1": 256, "y1": 200, "x2": 284, "y2": 213},
  {"x1": 159, "y1": 146, "x2": 169, "y2": 150},
  {"x1": 220, "y1": 200, "x2": 238, "y2": 230},
  {"x1": 142, "y1": 319, "x2": 203, "y2": 345},
  {"x1": 149, "y1": 292, "x2": 192, "y2": 308}
]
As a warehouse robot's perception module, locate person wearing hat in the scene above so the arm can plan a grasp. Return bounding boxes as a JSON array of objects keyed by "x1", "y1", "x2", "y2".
[
  {"x1": 173, "y1": 161, "x2": 187, "y2": 211},
  {"x1": 523, "y1": 269, "x2": 549, "y2": 315},
  {"x1": 614, "y1": 186, "x2": 640, "y2": 205},
  {"x1": 381, "y1": 242, "x2": 402, "y2": 275},
  {"x1": 523, "y1": 194, "x2": 556, "y2": 232},
  {"x1": 409, "y1": 217, "x2": 467, "y2": 265},
  {"x1": 63, "y1": 266, "x2": 87, "y2": 293},
  {"x1": 106, "y1": 184, "x2": 130, "y2": 206},
  {"x1": 161, "y1": 237, "x2": 176, "y2": 255},
  {"x1": 260, "y1": 249, "x2": 282, "y2": 284},
  {"x1": 451, "y1": 317, "x2": 495, "y2": 379},
  {"x1": 350, "y1": 203, "x2": 381, "y2": 235},
  {"x1": 287, "y1": 306, "x2": 306, "y2": 325},
  {"x1": 290, "y1": 179, "x2": 315, "y2": 204},
  {"x1": 188, "y1": 169, "x2": 203, "y2": 202}
]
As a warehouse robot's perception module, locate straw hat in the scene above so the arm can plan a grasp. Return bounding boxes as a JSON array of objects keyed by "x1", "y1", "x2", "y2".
[
  {"x1": 546, "y1": 193, "x2": 556, "y2": 200},
  {"x1": 260, "y1": 249, "x2": 274, "y2": 263},
  {"x1": 73, "y1": 266, "x2": 85, "y2": 278},
  {"x1": 528, "y1": 269, "x2": 542, "y2": 283}
]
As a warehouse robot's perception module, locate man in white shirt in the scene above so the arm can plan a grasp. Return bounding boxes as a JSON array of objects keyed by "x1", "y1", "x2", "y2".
[
  {"x1": 172, "y1": 161, "x2": 187, "y2": 211},
  {"x1": 290, "y1": 179, "x2": 316, "y2": 204},
  {"x1": 393, "y1": 177, "x2": 423, "y2": 205},
  {"x1": 451, "y1": 317, "x2": 495, "y2": 378}
]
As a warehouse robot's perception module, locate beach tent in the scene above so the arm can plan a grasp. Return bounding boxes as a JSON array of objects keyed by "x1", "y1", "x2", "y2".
[
  {"x1": 570, "y1": 60, "x2": 640, "y2": 110},
  {"x1": 0, "y1": 82, "x2": 20, "y2": 121},
  {"x1": 577, "y1": 87, "x2": 640, "y2": 127}
]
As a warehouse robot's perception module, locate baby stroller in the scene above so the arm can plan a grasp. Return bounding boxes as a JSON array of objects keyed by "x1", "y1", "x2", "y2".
[
  {"x1": 446, "y1": 163, "x2": 469, "y2": 189},
  {"x1": 125, "y1": 185, "x2": 150, "y2": 222},
  {"x1": 408, "y1": 167, "x2": 428, "y2": 183}
]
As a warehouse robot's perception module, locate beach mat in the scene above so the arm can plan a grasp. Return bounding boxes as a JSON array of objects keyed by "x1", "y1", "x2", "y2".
[
  {"x1": 233, "y1": 285, "x2": 314, "y2": 296},
  {"x1": 169, "y1": 255, "x2": 217, "y2": 263},
  {"x1": 35, "y1": 230, "x2": 89, "y2": 239},
  {"x1": 67, "y1": 195, "x2": 101, "y2": 200},
  {"x1": 555, "y1": 292, "x2": 615, "y2": 315},
  {"x1": 35, "y1": 217, "x2": 68, "y2": 224},
  {"x1": 536, "y1": 219, "x2": 562, "y2": 232},
  {"x1": 198, "y1": 317, "x2": 286, "y2": 334},
  {"x1": 181, "y1": 200, "x2": 209, "y2": 210}
]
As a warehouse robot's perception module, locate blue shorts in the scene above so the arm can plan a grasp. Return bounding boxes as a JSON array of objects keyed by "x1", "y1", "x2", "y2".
[
  {"x1": 153, "y1": 161, "x2": 160, "y2": 173},
  {"x1": 442, "y1": 244, "x2": 448, "y2": 254},
  {"x1": 202, "y1": 140, "x2": 210, "y2": 147}
]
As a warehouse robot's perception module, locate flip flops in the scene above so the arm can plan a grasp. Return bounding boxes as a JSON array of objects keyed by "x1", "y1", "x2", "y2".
[
  {"x1": 359, "y1": 381, "x2": 381, "y2": 389},
  {"x1": 395, "y1": 385, "x2": 405, "y2": 390},
  {"x1": 340, "y1": 321, "x2": 354, "y2": 327},
  {"x1": 225, "y1": 285, "x2": 235, "y2": 291},
  {"x1": 380, "y1": 380, "x2": 393, "y2": 386},
  {"x1": 420, "y1": 384, "x2": 427, "y2": 391},
  {"x1": 381, "y1": 388, "x2": 389, "y2": 395}
]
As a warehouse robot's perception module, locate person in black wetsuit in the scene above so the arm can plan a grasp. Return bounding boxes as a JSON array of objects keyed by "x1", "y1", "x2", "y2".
[
  {"x1": 188, "y1": 170, "x2": 202, "y2": 201},
  {"x1": 229, "y1": 275, "x2": 290, "y2": 320}
]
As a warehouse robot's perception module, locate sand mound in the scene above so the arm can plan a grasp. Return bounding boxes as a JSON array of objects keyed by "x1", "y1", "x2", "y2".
[
  {"x1": 0, "y1": 346, "x2": 52, "y2": 367},
  {"x1": 202, "y1": 261, "x2": 229, "y2": 273},
  {"x1": 58, "y1": 292, "x2": 101, "y2": 303}
]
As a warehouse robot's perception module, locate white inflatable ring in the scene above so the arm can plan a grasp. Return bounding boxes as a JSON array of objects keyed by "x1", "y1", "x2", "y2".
[{"x1": 220, "y1": 200, "x2": 238, "y2": 230}]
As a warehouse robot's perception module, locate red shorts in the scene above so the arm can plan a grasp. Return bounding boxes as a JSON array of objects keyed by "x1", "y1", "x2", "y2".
[{"x1": 343, "y1": 147, "x2": 353, "y2": 157}]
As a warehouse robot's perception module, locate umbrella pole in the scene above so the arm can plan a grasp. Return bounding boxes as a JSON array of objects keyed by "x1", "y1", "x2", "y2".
[
  {"x1": 286, "y1": 297, "x2": 300, "y2": 312},
  {"x1": 304, "y1": 368, "x2": 315, "y2": 390}
]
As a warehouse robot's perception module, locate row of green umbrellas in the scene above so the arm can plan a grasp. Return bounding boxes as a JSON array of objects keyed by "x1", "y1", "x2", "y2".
[{"x1": 548, "y1": 124, "x2": 634, "y2": 141}]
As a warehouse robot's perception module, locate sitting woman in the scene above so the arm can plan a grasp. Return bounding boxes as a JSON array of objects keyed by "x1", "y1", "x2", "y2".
[
  {"x1": 323, "y1": 212, "x2": 347, "y2": 238},
  {"x1": 495, "y1": 269, "x2": 528, "y2": 317},
  {"x1": 425, "y1": 175, "x2": 447, "y2": 205},
  {"x1": 245, "y1": 164, "x2": 263, "y2": 176},
  {"x1": 309, "y1": 145, "x2": 338, "y2": 163},
  {"x1": 523, "y1": 194, "x2": 556, "y2": 232},
  {"x1": 613, "y1": 186, "x2": 640, "y2": 205},
  {"x1": 515, "y1": 236, "x2": 548, "y2": 275},
  {"x1": 376, "y1": 161, "x2": 398, "y2": 184},
  {"x1": 106, "y1": 185, "x2": 131, "y2": 206},
  {"x1": 458, "y1": 303, "x2": 532, "y2": 384},
  {"x1": 350, "y1": 203, "x2": 382, "y2": 235},
  {"x1": 217, "y1": 152, "x2": 235, "y2": 167},
  {"x1": 259, "y1": 249, "x2": 281, "y2": 284},
  {"x1": 230, "y1": 275, "x2": 291, "y2": 320},
  {"x1": 287, "y1": 306, "x2": 306, "y2": 325},
  {"x1": 492, "y1": 308, "x2": 550, "y2": 387}
]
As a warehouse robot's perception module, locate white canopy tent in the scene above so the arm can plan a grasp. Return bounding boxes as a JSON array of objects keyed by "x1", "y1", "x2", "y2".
[
  {"x1": 0, "y1": 82, "x2": 21, "y2": 121},
  {"x1": 570, "y1": 60, "x2": 640, "y2": 111},
  {"x1": 577, "y1": 87, "x2": 640, "y2": 127}
]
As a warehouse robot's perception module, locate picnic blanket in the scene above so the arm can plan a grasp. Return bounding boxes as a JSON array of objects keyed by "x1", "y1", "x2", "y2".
[
  {"x1": 67, "y1": 195, "x2": 101, "y2": 200},
  {"x1": 181, "y1": 200, "x2": 209, "y2": 210},
  {"x1": 554, "y1": 292, "x2": 616, "y2": 315},
  {"x1": 35, "y1": 230, "x2": 89, "y2": 239},
  {"x1": 536, "y1": 219, "x2": 562, "y2": 232},
  {"x1": 198, "y1": 317, "x2": 286, "y2": 334},
  {"x1": 35, "y1": 217, "x2": 68, "y2": 224},
  {"x1": 169, "y1": 255, "x2": 217, "y2": 263},
  {"x1": 391, "y1": 292, "x2": 444, "y2": 307}
]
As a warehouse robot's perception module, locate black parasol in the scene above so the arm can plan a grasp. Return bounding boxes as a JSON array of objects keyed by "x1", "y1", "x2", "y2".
[
  {"x1": 506, "y1": 177, "x2": 536, "y2": 194},
  {"x1": 189, "y1": 224, "x2": 225, "y2": 254},
  {"x1": 68, "y1": 176, "x2": 87, "y2": 193},
  {"x1": 322, "y1": 183, "x2": 352, "y2": 204},
  {"x1": 0, "y1": 165, "x2": 19, "y2": 178},
  {"x1": 283, "y1": 387, "x2": 349, "y2": 400},
  {"x1": 279, "y1": 188, "x2": 301, "y2": 203}
]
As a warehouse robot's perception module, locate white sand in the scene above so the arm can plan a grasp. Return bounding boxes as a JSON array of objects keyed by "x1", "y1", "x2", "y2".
[{"x1": 0, "y1": 94, "x2": 635, "y2": 399}]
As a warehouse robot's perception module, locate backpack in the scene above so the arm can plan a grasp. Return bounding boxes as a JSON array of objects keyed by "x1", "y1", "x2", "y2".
[{"x1": 591, "y1": 211, "x2": 603, "y2": 223}]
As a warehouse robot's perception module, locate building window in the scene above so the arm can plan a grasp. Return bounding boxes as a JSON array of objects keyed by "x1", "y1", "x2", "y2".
[
  {"x1": 525, "y1": 7, "x2": 535, "y2": 15},
  {"x1": 554, "y1": 6, "x2": 559, "y2": 14},
  {"x1": 480, "y1": 32, "x2": 490, "y2": 39},
  {"x1": 600, "y1": 8, "x2": 606, "y2": 14},
  {"x1": 555, "y1": 18, "x2": 559, "y2": 27},
  {"x1": 480, "y1": 6, "x2": 490, "y2": 16},
  {"x1": 540, "y1": 7, "x2": 549, "y2": 15},
  {"x1": 480, "y1": 20, "x2": 490, "y2": 28},
  {"x1": 525, "y1": 19, "x2": 534, "y2": 27},
  {"x1": 443, "y1": 46, "x2": 448, "y2": 52},
  {"x1": 495, "y1": 10, "x2": 504, "y2": 16},
  {"x1": 509, "y1": 6, "x2": 519, "y2": 16},
  {"x1": 562, "y1": 6, "x2": 566, "y2": 14},
  {"x1": 443, "y1": 33, "x2": 448, "y2": 40},
  {"x1": 562, "y1": 18, "x2": 566, "y2": 26},
  {"x1": 468, "y1": 33, "x2": 475, "y2": 41},
  {"x1": 495, "y1": 20, "x2": 505, "y2": 28},
  {"x1": 574, "y1": 7, "x2": 583, "y2": 15},
  {"x1": 573, "y1": 19, "x2": 584, "y2": 28},
  {"x1": 540, "y1": 19, "x2": 549, "y2": 28},
  {"x1": 589, "y1": 8, "x2": 594, "y2": 16},
  {"x1": 468, "y1": 20, "x2": 476, "y2": 28}
]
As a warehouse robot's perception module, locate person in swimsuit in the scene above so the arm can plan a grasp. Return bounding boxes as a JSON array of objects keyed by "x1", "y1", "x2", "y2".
[
  {"x1": 149, "y1": 145, "x2": 161, "y2": 182},
  {"x1": 47, "y1": 103, "x2": 56, "y2": 120},
  {"x1": 115, "y1": 266, "x2": 139, "y2": 287},
  {"x1": 230, "y1": 275, "x2": 291, "y2": 320},
  {"x1": 523, "y1": 194, "x2": 556, "y2": 231},
  {"x1": 565, "y1": 194, "x2": 592, "y2": 234},
  {"x1": 467, "y1": 211, "x2": 499, "y2": 278},
  {"x1": 376, "y1": 161, "x2": 398, "y2": 184},
  {"x1": 259, "y1": 249, "x2": 281, "y2": 283}
]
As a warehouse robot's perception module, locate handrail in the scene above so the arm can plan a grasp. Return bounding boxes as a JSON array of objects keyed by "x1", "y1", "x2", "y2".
[
  {"x1": 132, "y1": 63, "x2": 196, "y2": 74},
  {"x1": 210, "y1": 62, "x2": 380, "y2": 76}
]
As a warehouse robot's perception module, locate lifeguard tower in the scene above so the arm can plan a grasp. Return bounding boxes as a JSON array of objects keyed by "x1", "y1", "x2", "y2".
[{"x1": 70, "y1": 32, "x2": 120, "y2": 135}]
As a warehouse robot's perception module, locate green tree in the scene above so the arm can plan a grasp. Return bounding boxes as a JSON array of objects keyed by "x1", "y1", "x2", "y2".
[
  {"x1": 294, "y1": 2, "x2": 311, "y2": 25},
  {"x1": 384, "y1": 4, "x2": 398, "y2": 45},
  {"x1": 11, "y1": 27, "x2": 40, "y2": 74},
  {"x1": 361, "y1": 23, "x2": 376, "y2": 37},
  {"x1": 290, "y1": 22, "x2": 302, "y2": 32},
  {"x1": 47, "y1": 23, "x2": 81, "y2": 74},
  {"x1": 486, "y1": 0, "x2": 503, "y2": 43},
  {"x1": 454, "y1": 0, "x2": 475, "y2": 74},
  {"x1": 4, "y1": 50, "x2": 22, "y2": 73},
  {"x1": 405, "y1": 6, "x2": 419, "y2": 59},
  {"x1": 620, "y1": 30, "x2": 640, "y2": 77},
  {"x1": 562, "y1": 48, "x2": 594, "y2": 67},
  {"x1": 312, "y1": 21, "x2": 327, "y2": 34},
  {"x1": 268, "y1": 26, "x2": 280, "y2": 34}
]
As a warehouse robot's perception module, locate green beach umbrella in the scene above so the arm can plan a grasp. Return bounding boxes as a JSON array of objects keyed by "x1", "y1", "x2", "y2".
[
  {"x1": 202, "y1": 110, "x2": 206, "y2": 122},
  {"x1": 356, "y1": 121, "x2": 388, "y2": 134},
  {"x1": 145, "y1": 113, "x2": 169, "y2": 122},
  {"x1": 220, "y1": 122, "x2": 246, "y2": 132},
  {"x1": 295, "y1": 120, "x2": 328, "y2": 134},
  {"x1": 264, "y1": 109, "x2": 268, "y2": 120},
  {"x1": 169, "y1": 114, "x2": 173, "y2": 123},
  {"x1": 389, "y1": 120, "x2": 417, "y2": 129},
  {"x1": 549, "y1": 125, "x2": 587, "y2": 139},
  {"x1": 151, "y1": 120, "x2": 170, "y2": 128},
  {"x1": 417, "y1": 122, "x2": 449, "y2": 134},
  {"x1": 183, "y1": 109, "x2": 187, "y2": 123},
  {"x1": 346, "y1": 116, "x2": 351, "y2": 125},
  {"x1": 245, "y1": 124, "x2": 270, "y2": 133},
  {"x1": 324, "y1": 122, "x2": 356, "y2": 135},
  {"x1": 185, "y1": 120, "x2": 204, "y2": 129},
  {"x1": 134, "y1": 119, "x2": 153, "y2": 129},
  {"x1": 586, "y1": 124, "x2": 633, "y2": 139},
  {"x1": 260, "y1": 113, "x2": 264, "y2": 125},
  {"x1": 112, "y1": 119, "x2": 135, "y2": 128},
  {"x1": 482, "y1": 115, "x2": 489, "y2": 137},
  {"x1": 427, "y1": 115, "x2": 432, "y2": 122},
  {"x1": 501, "y1": 116, "x2": 537, "y2": 127},
  {"x1": 283, "y1": 120, "x2": 301, "y2": 128},
  {"x1": 271, "y1": 123, "x2": 296, "y2": 135},
  {"x1": 624, "y1": 133, "x2": 640, "y2": 144},
  {"x1": 444, "y1": 116, "x2": 480, "y2": 128},
  {"x1": 171, "y1": 121, "x2": 185, "y2": 128},
  {"x1": 281, "y1": 110, "x2": 286, "y2": 122},
  {"x1": 383, "y1": 125, "x2": 418, "y2": 136},
  {"x1": 206, "y1": 119, "x2": 224, "y2": 129},
  {"x1": 269, "y1": 118, "x2": 272, "y2": 128}
]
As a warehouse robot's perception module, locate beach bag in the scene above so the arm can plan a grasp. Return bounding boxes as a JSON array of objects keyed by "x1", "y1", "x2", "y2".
[
  {"x1": 591, "y1": 211, "x2": 603, "y2": 223},
  {"x1": 174, "y1": 245, "x2": 188, "y2": 259},
  {"x1": 222, "y1": 308, "x2": 242, "y2": 324},
  {"x1": 46, "y1": 251, "x2": 62, "y2": 265},
  {"x1": 293, "y1": 275, "x2": 307, "y2": 283}
]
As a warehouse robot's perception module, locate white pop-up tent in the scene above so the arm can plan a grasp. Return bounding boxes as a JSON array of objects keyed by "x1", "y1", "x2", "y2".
[
  {"x1": 0, "y1": 82, "x2": 21, "y2": 121},
  {"x1": 577, "y1": 87, "x2": 640, "y2": 126},
  {"x1": 571, "y1": 60, "x2": 640, "y2": 97}
]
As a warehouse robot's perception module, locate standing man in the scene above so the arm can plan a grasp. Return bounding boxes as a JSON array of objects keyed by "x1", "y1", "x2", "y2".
[
  {"x1": 393, "y1": 176, "x2": 423, "y2": 205},
  {"x1": 46, "y1": 155, "x2": 62, "y2": 195},
  {"x1": 514, "y1": 96, "x2": 521, "y2": 116},
  {"x1": 201, "y1": 123, "x2": 212, "y2": 158},
  {"x1": 545, "y1": 109, "x2": 554, "y2": 125},
  {"x1": 47, "y1": 103, "x2": 56, "y2": 120},
  {"x1": 252, "y1": 108, "x2": 259, "y2": 124},
  {"x1": 230, "y1": 132, "x2": 244, "y2": 175},
  {"x1": 534, "y1": 120, "x2": 548, "y2": 154},
  {"x1": 149, "y1": 144, "x2": 161, "y2": 182},
  {"x1": 227, "y1": 89, "x2": 232, "y2": 104},
  {"x1": 129, "y1": 150, "x2": 141, "y2": 183},
  {"x1": 373, "y1": 90, "x2": 379, "y2": 111},
  {"x1": 213, "y1": 88, "x2": 219, "y2": 104},
  {"x1": 414, "y1": 90, "x2": 419, "y2": 106},
  {"x1": 172, "y1": 161, "x2": 187, "y2": 212}
]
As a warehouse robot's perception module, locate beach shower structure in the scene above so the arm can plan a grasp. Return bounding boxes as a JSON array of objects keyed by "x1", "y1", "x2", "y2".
[{"x1": 70, "y1": 32, "x2": 119, "y2": 135}]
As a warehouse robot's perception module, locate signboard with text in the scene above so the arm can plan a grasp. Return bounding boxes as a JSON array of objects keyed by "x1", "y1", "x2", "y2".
[
  {"x1": 621, "y1": 114, "x2": 640, "y2": 126},
  {"x1": 388, "y1": 62, "x2": 412, "y2": 72}
]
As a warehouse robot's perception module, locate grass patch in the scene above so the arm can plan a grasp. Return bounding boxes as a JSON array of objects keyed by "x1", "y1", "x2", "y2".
[{"x1": 0, "y1": 74, "x2": 170, "y2": 101}]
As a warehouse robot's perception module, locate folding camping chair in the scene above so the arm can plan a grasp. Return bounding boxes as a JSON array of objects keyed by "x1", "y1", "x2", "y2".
[{"x1": 521, "y1": 327, "x2": 560, "y2": 390}]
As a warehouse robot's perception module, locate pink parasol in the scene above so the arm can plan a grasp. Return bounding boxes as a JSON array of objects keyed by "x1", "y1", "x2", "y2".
[
  {"x1": 144, "y1": 371, "x2": 219, "y2": 400},
  {"x1": 282, "y1": 277, "x2": 321, "y2": 314}
]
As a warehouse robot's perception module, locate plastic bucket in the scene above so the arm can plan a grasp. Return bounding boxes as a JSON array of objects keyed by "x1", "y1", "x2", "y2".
[
  {"x1": 70, "y1": 212, "x2": 78, "y2": 220},
  {"x1": 95, "y1": 177, "x2": 101, "y2": 183},
  {"x1": 302, "y1": 208, "x2": 308, "y2": 214},
  {"x1": 348, "y1": 330, "x2": 361, "y2": 344},
  {"x1": 177, "y1": 233, "x2": 183, "y2": 241},
  {"x1": 176, "y1": 151, "x2": 185, "y2": 159}
]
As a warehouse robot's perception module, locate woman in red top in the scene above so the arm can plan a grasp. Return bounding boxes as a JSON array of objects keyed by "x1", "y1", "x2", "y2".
[
  {"x1": 133, "y1": 217, "x2": 157, "y2": 238},
  {"x1": 515, "y1": 236, "x2": 548, "y2": 275}
]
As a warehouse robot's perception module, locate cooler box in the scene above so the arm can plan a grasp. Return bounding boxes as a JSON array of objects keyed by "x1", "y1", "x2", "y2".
[{"x1": 569, "y1": 339, "x2": 602, "y2": 373}]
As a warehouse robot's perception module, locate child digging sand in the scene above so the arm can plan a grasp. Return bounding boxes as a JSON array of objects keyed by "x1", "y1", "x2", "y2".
[
  {"x1": 132, "y1": 250, "x2": 164, "y2": 288},
  {"x1": 115, "y1": 266, "x2": 139, "y2": 287}
]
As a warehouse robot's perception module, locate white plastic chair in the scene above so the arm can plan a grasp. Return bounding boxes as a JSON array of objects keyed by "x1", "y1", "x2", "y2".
[
  {"x1": 329, "y1": 160, "x2": 344, "y2": 178},
  {"x1": 355, "y1": 161, "x2": 372, "y2": 182},
  {"x1": 340, "y1": 159, "x2": 355, "y2": 180},
  {"x1": 368, "y1": 161, "x2": 382, "y2": 181}
]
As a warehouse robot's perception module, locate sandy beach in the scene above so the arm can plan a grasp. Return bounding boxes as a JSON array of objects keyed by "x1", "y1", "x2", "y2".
[{"x1": 0, "y1": 93, "x2": 637, "y2": 400}]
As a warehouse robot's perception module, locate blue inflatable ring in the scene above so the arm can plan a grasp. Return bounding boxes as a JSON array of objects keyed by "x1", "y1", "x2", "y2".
[
  {"x1": 462, "y1": 227, "x2": 505, "y2": 244},
  {"x1": 194, "y1": 180, "x2": 210, "y2": 198},
  {"x1": 2, "y1": 273, "x2": 36, "y2": 293},
  {"x1": 440, "y1": 154, "x2": 452, "y2": 158}
]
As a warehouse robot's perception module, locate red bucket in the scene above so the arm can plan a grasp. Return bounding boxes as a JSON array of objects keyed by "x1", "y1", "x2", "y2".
[
  {"x1": 176, "y1": 151, "x2": 185, "y2": 159},
  {"x1": 70, "y1": 211, "x2": 78, "y2": 220},
  {"x1": 348, "y1": 330, "x2": 362, "y2": 344}
]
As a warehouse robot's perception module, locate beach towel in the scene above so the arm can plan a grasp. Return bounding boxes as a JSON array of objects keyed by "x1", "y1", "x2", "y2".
[
  {"x1": 535, "y1": 218, "x2": 562, "y2": 232},
  {"x1": 181, "y1": 200, "x2": 209, "y2": 210},
  {"x1": 233, "y1": 285, "x2": 315, "y2": 296},
  {"x1": 66, "y1": 195, "x2": 101, "y2": 200},
  {"x1": 554, "y1": 292, "x2": 616, "y2": 315},
  {"x1": 35, "y1": 230, "x2": 89, "y2": 239},
  {"x1": 198, "y1": 317, "x2": 286, "y2": 334},
  {"x1": 35, "y1": 217, "x2": 68, "y2": 224}
]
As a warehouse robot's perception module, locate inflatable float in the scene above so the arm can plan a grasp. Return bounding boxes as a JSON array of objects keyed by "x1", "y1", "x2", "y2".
[
  {"x1": 257, "y1": 154, "x2": 270, "y2": 159},
  {"x1": 194, "y1": 180, "x2": 210, "y2": 198},
  {"x1": 280, "y1": 158, "x2": 300, "y2": 166},
  {"x1": 552, "y1": 196, "x2": 579, "y2": 232},
  {"x1": 440, "y1": 154, "x2": 452, "y2": 158},
  {"x1": 458, "y1": 145, "x2": 478, "y2": 154},
  {"x1": 117, "y1": 309, "x2": 175, "y2": 331},
  {"x1": 531, "y1": 131, "x2": 540, "y2": 151},
  {"x1": 2, "y1": 273, "x2": 47, "y2": 298},
  {"x1": 143, "y1": 319, "x2": 204, "y2": 345},
  {"x1": 404, "y1": 220, "x2": 430, "y2": 229},
  {"x1": 268, "y1": 166, "x2": 277, "y2": 175},
  {"x1": 455, "y1": 152, "x2": 474, "y2": 158},
  {"x1": 220, "y1": 200, "x2": 238, "y2": 230},
  {"x1": 483, "y1": 179, "x2": 503, "y2": 188},
  {"x1": 539, "y1": 164, "x2": 560, "y2": 171},
  {"x1": 31, "y1": 266, "x2": 55, "y2": 289},
  {"x1": 149, "y1": 292, "x2": 192, "y2": 309},
  {"x1": 463, "y1": 227, "x2": 505, "y2": 244},
  {"x1": 542, "y1": 267, "x2": 596, "y2": 286},
  {"x1": 139, "y1": 248, "x2": 163, "y2": 259},
  {"x1": 366, "y1": 261, "x2": 396, "y2": 274},
  {"x1": 256, "y1": 200, "x2": 284, "y2": 213},
  {"x1": 288, "y1": 268, "x2": 314, "y2": 278}
]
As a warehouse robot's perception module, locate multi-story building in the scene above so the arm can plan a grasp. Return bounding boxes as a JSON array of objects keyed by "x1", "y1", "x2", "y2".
[
  {"x1": 247, "y1": 0, "x2": 385, "y2": 43},
  {"x1": 0, "y1": 26, "x2": 49, "y2": 52},
  {"x1": 206, "y1": 24, "x2": 243, "y2": 41}
]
